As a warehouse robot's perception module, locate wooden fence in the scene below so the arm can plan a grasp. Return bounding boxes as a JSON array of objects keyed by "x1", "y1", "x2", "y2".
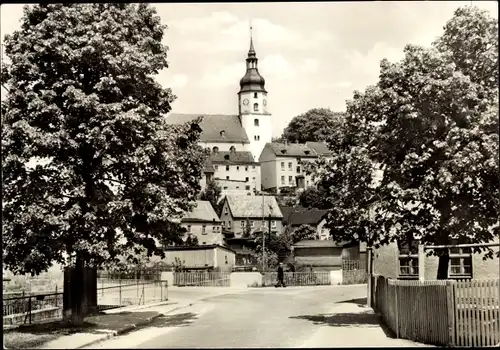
[
  {"x1": 261, "y1": 272, "x2": 331, "y2": 287},
  {"x1": 372, "y1": 275, "x2": 500, "y2": 347},
  {"x1": 173, "y1": 271, "x2": 230, "y2": 287},
  {"x1": 342, "y1": 259, "x2": 367, "y2": 285}
]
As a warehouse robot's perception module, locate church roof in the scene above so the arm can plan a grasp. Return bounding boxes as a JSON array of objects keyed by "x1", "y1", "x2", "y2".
[
  {"x1": 210, "y1": 151, "x2": 257, "y2": 165},
  {"x1": 264, "y1": 142, "x2": 318, "y2": 158},
  {"x1": 166, "y1": 114, "x2": 250, "y2": 144}
]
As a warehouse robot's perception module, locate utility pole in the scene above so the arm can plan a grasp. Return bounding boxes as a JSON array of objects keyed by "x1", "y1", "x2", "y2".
[{"x1": 261, "y1": 193, "x2": 265, "y2": 272}]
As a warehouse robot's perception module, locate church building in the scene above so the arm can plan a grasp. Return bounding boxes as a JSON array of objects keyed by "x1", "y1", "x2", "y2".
[{"x1": 166, "y1": 31, "x2": 272, "y2": 196}]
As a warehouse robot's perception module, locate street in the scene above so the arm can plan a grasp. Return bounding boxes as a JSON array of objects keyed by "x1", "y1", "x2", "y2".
[{"x1": 87, "y1": 285, "x2": 431, "y2": 348}]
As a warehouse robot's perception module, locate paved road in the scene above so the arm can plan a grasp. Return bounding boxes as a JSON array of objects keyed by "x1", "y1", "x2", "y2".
[{"x1": 88, "y1": 285, "x2": 431, "y2": 348}]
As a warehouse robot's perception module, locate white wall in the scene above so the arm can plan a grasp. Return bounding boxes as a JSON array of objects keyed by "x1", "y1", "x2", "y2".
[{"x1": 214, "y1": 164, "x2": 261, "y2": 196}]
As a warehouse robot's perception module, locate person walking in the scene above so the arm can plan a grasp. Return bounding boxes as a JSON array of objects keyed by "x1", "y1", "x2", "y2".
[{"x1": 275, "y1": 262, "x2": 286, "y2": 288}]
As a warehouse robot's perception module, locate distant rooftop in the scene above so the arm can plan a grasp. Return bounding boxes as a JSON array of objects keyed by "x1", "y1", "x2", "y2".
[
  {"x1": 225, "y1": 195, "x2": 283, "y2": 219},
  {"x1": 182, "y1": 200, "x2": 221, "y2": 223},
  {"x1": 264, "y1": 142, "x2": 318, "y2": 158}
]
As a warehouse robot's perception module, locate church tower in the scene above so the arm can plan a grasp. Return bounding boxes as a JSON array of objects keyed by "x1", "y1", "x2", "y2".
[{"x1": 238, "y1": 28, "x2": 272, "y2": 161}]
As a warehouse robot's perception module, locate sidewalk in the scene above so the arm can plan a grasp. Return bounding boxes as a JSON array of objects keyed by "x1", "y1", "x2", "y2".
[
  {"x1": 29, "y1": 286, "x2": 245, "y2": 349},
  {"x1": 298, "y1": 302, "x2": 434, "y2": 347}
]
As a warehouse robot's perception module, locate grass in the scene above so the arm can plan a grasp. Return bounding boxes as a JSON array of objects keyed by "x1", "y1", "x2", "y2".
[{"x1": 2, "y1": 311, "x2": 160, "y2": 349}]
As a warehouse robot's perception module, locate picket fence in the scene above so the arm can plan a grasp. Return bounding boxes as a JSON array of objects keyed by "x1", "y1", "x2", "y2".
[
  {"x1": 372, "y1": 275, "x2": 500, "y2": 347},
  {"x1": 342, "y1": 259, "x2": 367, "y2": 285},
  {"x1": 173, "y1": 271, "x2": 231, "y2": 287},
  {"x1": 261, "y1": 272, "x2": 330, "y2": 287}
]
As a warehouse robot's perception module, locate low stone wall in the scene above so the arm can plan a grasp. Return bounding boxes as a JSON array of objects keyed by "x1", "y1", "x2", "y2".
[
  {"x1": 230, "y1": 272, "x2": 262, "y2": 288},
  {"x1": 330, "y1": 270, "x2": 342, "y2": 285}
]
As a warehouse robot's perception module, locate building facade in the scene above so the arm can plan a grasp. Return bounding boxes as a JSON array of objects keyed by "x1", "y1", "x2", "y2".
[{"x1": 180, "y1": 200, "x2": 223, "y2": 246}]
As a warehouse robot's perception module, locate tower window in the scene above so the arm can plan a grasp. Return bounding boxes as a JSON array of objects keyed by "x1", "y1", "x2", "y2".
[
  {"x1": 254, "y1": 93, "x2": 258, "y2": 98},
  {"x1": 254, "y1": 118, "x2": 259, "y2": 126},
  {"x1": 257, "y1": 136, "x2": 260, "y2": 141},
  {"x1": 253, "y1": 103, "x2": 259, "y2": 112}
]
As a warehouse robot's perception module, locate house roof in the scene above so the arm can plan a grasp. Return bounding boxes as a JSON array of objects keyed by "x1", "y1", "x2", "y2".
[
  {"x1": 166, "y1": 114, "x2": 249, "y2": 143},
  {"x1": 264, "y1": 142, "x2": 318, "y2": 158},
  {"x1": 279, "y1": 205, "x2": 307, "y2": 225},
  {"x1": 181, "y1": 200, "x2": 221, "y2": 223},
  {"x1": 293, "y1": 240, "x2": 347, "y2": 248},
  {"x1": 305, "y1": 142, "x2": 333, "y2": 156},
  {"x1": 210, "y1": 151, "x2": 257, "y2": 165},
  {"x1": 288, "y1": 209, "x2": 329, "y2": 226},
  {"x1": 225, "y1": 195, "x2": 283, "y2": 219},
  {"x1": 164, "y1": 244, "x2": 235, "y2": 254}
]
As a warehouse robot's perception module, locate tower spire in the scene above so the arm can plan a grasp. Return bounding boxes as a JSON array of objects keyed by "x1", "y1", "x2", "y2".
[{"x1": 249, "y1": 22, "x2": 256, "y2": 57}]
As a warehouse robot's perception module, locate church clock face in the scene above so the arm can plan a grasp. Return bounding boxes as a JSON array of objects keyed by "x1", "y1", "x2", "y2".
[
  {"x1": 263, "y1": 99, "x2": 267, "y2": 106},
  {"x1": 243, "y1": 99, "x2": 249, "y2": 106}
]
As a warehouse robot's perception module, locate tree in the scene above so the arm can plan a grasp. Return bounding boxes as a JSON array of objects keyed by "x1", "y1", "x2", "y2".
[
  {"x1": 184, "y1": 235, "x2": 199, "y2": 247},
  {"x1": 291, "y1": 225, "x2": 318, "y2": 243},
  {"x1": 250, "y1": 231, "x2": 292, "y2": 269},
  {"x1": 297, "y1": 186, "x2": 332, "y2": 209},
  {"x1": 281, "y1": 108, "x2": 344, "y2": 143},
  {"x1": 199, "y1": 179, "x2": 223, "y2": 215},
  {"x1": 313, "y1": 6, "x2": 499, "y2": 280},
  {"x1": 1, "y1": 4, "x2": 207, "y2": 324},
  {"x1": 242, "y1": 218, "x2": 252, "y2": 238}
]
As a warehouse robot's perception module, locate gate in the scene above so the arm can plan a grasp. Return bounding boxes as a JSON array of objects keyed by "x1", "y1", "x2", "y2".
[
  {"x1": 173, "y1": 271, "x2": 231, "y2": 287},
  {"x1": 342, "y1": 259, "x2": 367, "y2": 285}
]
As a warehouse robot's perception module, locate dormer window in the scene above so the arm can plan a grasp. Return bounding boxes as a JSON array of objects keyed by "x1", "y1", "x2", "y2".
[
  {"x1": 220, "y1": 130, "x2": 225, "y2": 137},
  {"x1": 281, "y1": 149, "x2": 287, "y2": 154},
  {"x1": 253, "y1": 103, "x2": 259, "y2": 112},
  {"x1": 224, "y1": 155, "x2": 230, "y2": 161},
  {"x1": 304, "y1": 150, "x2": 310, "y2": 155},
  {"x1": 254, "y1": 118, "x2": 259, "y2": 126}
]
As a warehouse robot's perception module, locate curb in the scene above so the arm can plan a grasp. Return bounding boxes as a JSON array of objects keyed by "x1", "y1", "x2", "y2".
[{"x1": 75, "y1": 313, "x2": 163, "y2": 349}]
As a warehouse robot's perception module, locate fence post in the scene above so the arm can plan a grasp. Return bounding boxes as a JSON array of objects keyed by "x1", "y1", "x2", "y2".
[
  {"x1": 395, "y1": 283, "x2": 399, "y2": 338},
  {"x1": 29, "y1": 296, "x2": 32, "y2": 324},
  {"x1": 142, "y1": 281, "x2": 145, "y2": 305},
  {"x1": 119, "y1": 279, "x2": 122, "y2": 306},
  {"x1": 55, "y1": 286, "x2": 58, "y2": 307},
  {"x1": 418, "y1": 244, "x2": 425, "y2": 282},
  {"x1": 446, "y1": 280, "x2": 456, "y2": 346}
]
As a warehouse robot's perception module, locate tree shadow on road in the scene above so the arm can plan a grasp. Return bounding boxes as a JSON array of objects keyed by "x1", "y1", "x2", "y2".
[
  {"x1": 337, "y1": 297, "x2": 367, "y2": 307},
  {"x1": 147, "y1": 312, "x2": 198, "y2": 329}
]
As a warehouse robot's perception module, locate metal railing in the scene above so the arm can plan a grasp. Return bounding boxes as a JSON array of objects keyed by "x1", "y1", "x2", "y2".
[
  {"x1": 261, "y1": 272, "x2": 331, "y2": 287},
  {"x1": 3, "y1": 292, "x2": 64, "y2": 326},
  {"x1": 97, "y1": 278, "x2": 168, "y2": 310}
]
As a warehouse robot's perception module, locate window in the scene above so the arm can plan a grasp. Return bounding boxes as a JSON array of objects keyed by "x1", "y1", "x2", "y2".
[
  {"x1": 245, "y1": 166, "x2": 249, "y2": 171},
  {"x1": 254, "y1": 118, "x2": 259, "y2": 126},
  {"x1": 289, "y1": 176, "x2": 293, "y2": 184},
  {"x1": 214, "y1": 165, "x2": 219, "y2": 171},
  {"x1": 222, "y1": 222, "x2": 225, "y2": 228},
  {"x1": 223, "y1": 186, "x2": 228, "y2": 190},
  {"x1": 212, "y1": 146, "x2": 219, "y2": 153},
  {"x1": 236, "y1": 166, "x2": 240, "y2": 171},
  {"x1": 226, "y1": 176, "x2": 230, "y2": 180},
  {"x1": 241, "y1": 221, "x2": 245, "y2": 227},
  {"x1": 398, "y1": 238, "x2": 419, "y2": 278},
  {"x1": 245, "y1": 177, "x2": 249, "y2": 182},
  {"x1": 228, "y1": 221, "x2": 231, "y2": 227},
  {"x1": 250, "y1": 221, "x2": 255, "y2": 227},
  {"x1": 254, "y1": 92, "x2": 258, "y2": 98},
  {"x1": 230, "y1": 146, "x2": 236, "y2": 152},
  {"x1": 202, "y1": 242, "x2": 206, "y2": 245},
  {"x1": 297, "y1": 166, "x2": 301, "y2": 173},
  {"x1": 271, "y1": 220, "x2": 277, "y2": 228},
  {"x1": 253, "y1": 103, "x2": 259, "y2": 112},
  {"x1": 202, "y1": 225, "x2": 207, "y2": 235},
  {"x1": 252, "y1": 166, "x2": 256, "y2": 169},
  {"x1": 254, "y1": 136, "x2": 257, "y2": 141},
  {"x1": 236, "y1": 186, "x2": 239, "y2": 189},
  {"x1": 226, "y1": 165, "x2": 230, "y2": 171},
  {"x1": 281, "y1": 162, "x2": 285, "y2": 170},
  {"x1": 212, "y1": 225, "x2": 216, "y2": 233},
  {"x1": 261, "y1": 220, "x2": 266, "y2": 228},
  {"x1": 288, "y1": 162, "x2": 292, "y2": 170},
  {"x1": 245, "y1": 185, "x2": 250, "y2": 190},
  {"x1": 281, "y1": 176, "x2": 285, "y2": 185},
  {"x1": 220, "y1": 130, "x2": 225, "y2": 137},
  {"x1": 225, "y1": 255, "x2": 228, "y2": 264},
  {"x1": 449, "y1": 243, "x2": 472, "y2": 278},
  {"x1": 187, "y1": 225, "x2": 191, "y2": 233}
]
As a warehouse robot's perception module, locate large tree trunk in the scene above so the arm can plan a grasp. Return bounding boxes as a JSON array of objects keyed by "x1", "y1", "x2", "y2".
[
  {"x1": 436, "y1": 252, "x2": 450, "y2": 280},
  {"x1": 70, "y1": 256, "x2": 85, "y2": 325}
]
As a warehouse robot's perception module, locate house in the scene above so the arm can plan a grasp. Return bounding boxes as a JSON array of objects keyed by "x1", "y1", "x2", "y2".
[
  {"x1": 286, "y1": 208, "x2": 330, "y2": 240},
  {"x1": 259, "y1": 142, "x2": 319, "y2": 193},
  {"x1": 292, "y1": 240, "x2": 347, "y2": 271},
  {"x1": 180, "y1": 200, "x2": 223, "y2": 246},
  {"x1": 305, "y1": 141, "x2": 333, "y2": 157},
  {"x1": 162, "y1": 245, "x2": 236, "y2": 272},
  {"x1": 219, "y1": 195, "x2": 284, "y2": 237},
  {"x1": 210, "y1": 149, "x2": 261, "y2": 196},
  {"x1": 372, "y1": 236, "x2": 500, "y2": 280}
]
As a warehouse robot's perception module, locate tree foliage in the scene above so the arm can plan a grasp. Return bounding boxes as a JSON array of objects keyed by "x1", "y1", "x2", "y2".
[
  {"x1": 184, "y1": 235, "x2": 199, "y2": 247},
  {"x1": 312, "y1": 6, "x2": 499, "y2": 279},
  {"x1": 281, "y1": 108, "x2": 344, "y2": 143},
  {"x1": 199, "y1": 179, "x2": 223, "y2": 216},
  {"x1": 2, "y1": 4, "x2": 207, "y2": 277},
  {"x1": 297, "y1": 186, "x2": 332, "y2": 209},
  {"x1": 291, "y1": 224, "x2": 318, "y2": 243}
]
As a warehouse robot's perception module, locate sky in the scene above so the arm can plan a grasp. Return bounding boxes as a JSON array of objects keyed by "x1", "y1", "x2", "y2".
[{"x1": 1, "y1": 1, "x2": 498, "y2": 137}]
